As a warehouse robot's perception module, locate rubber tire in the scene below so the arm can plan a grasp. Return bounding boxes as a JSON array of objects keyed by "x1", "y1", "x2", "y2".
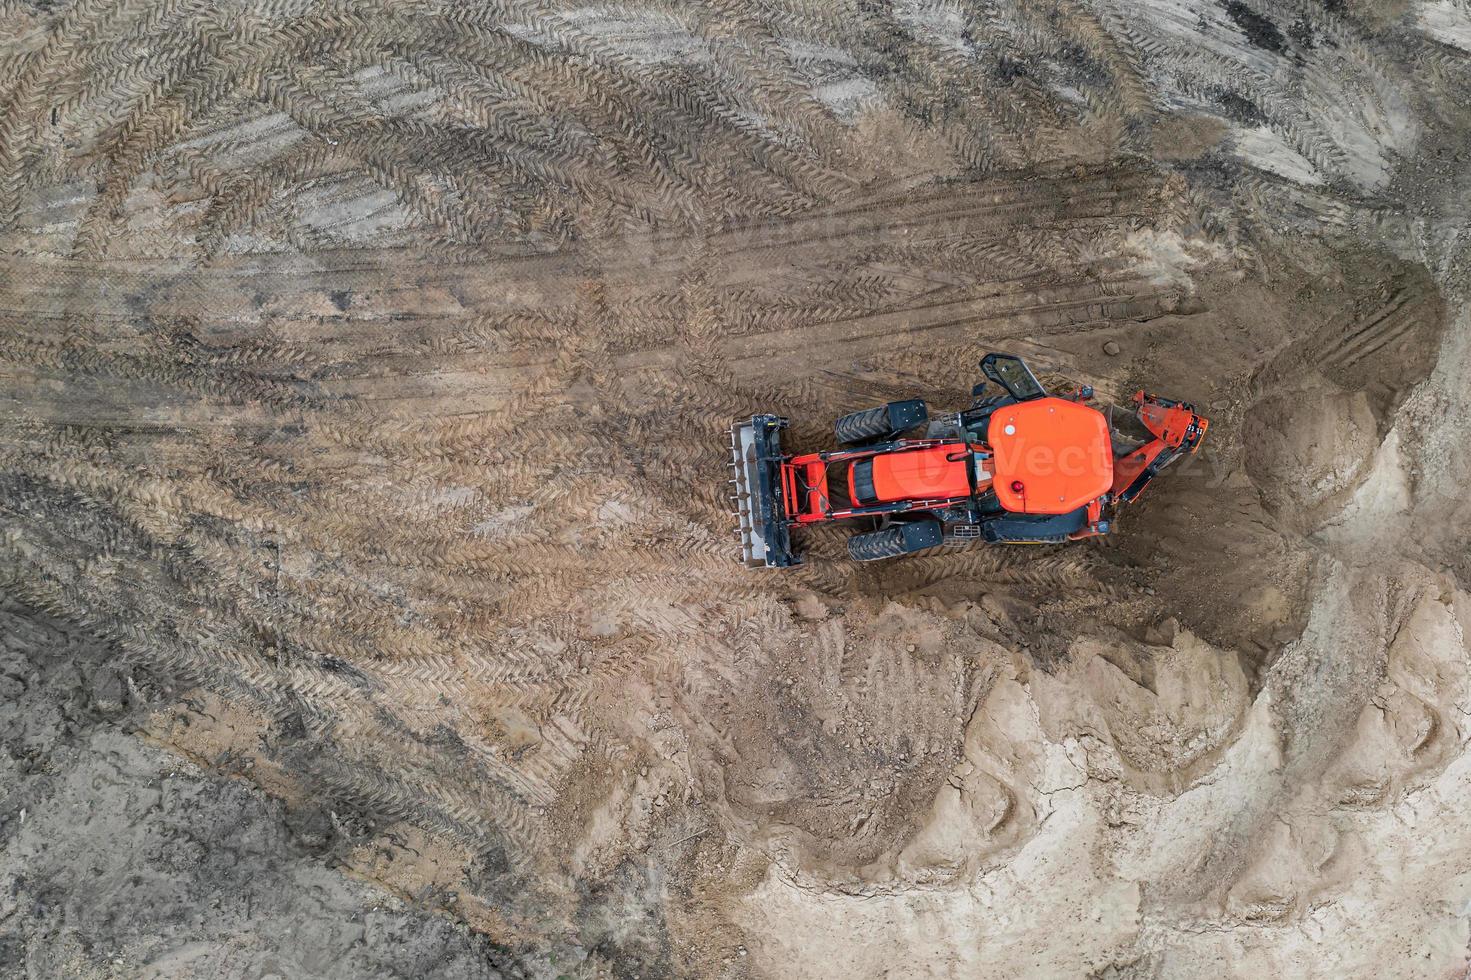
[
  {"x1": 834, "y1": 405, "x2": 893, "y2": 446},
  {"x1": 834, "y1": 399, "x2": 927, "y2": 446},
  {"x1": 847, "y1": 520, "x2": 944, "y2": 562}
]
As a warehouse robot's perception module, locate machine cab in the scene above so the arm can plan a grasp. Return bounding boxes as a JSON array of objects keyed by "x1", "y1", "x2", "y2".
[
  {"x1": 986, "y1": 397, "x2": 1112, "y2": 514},
  {"x1": 980, "y1": 352, "x2": 1047, "y2": 401}
]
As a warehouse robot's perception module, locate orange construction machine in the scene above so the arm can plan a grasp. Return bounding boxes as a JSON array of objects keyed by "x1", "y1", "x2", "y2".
[{"x1": 730, "y1": 353, "x2": 1207, "y2": 566}]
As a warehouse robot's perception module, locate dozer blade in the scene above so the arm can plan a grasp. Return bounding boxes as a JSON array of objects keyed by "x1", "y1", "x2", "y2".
[{"x1": 729, "y1": 415, "x2": 797, "y2": 568}]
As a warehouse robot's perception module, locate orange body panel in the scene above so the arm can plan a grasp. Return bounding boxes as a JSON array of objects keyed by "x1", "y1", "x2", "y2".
[
  {"x1": 864, "y1": 443, "x2": 974, "y2": 502},
  {"x1": 988, "y1": 398, "x2": 1112, "y2": 514},
  {"x1": 1139, "y1": 398, "x2": 1205, "y2": 447},
  {"x1": 793, "y1": 457, "x2": 828, "y2": 518},
  {"x1": 1110, "y1": 393, "x2": 1208, "y2": 497}
]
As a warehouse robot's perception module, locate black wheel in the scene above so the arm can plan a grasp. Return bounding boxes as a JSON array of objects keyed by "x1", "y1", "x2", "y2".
[
  {"x1": 847, "y1": 520, "x2": 944, "y2": 562},
  {"x1": 834, "y1": 398, "x2": 928, "y2": 445}
]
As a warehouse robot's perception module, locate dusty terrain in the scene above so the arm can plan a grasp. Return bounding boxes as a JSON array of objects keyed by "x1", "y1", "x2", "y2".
[{"x1": 2, "y1": 0, "x2": 1470, "y2": 977}]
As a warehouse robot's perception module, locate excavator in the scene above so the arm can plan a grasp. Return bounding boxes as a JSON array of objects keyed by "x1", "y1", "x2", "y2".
[{"x1": 730, "y1": 353, "x2": 1207, "y2": 566}]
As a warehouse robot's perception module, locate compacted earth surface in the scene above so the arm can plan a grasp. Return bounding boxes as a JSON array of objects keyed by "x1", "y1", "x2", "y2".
[{"x1": 2, "y1": 1, "x2": 1470, "y2": 977}]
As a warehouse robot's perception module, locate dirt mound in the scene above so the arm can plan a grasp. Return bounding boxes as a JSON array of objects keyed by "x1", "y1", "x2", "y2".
[
  {"x1": 681, "y1": 601, "x2": 1000, "y2": 886},
  {"x1": 1244, "y1": 380, "x2": 1381, "y2": 530}
]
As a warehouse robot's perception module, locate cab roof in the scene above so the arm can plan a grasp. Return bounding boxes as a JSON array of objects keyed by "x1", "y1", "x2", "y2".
[{"x1": 988, "y1": 398, "x2": 1113, "y2": 514}]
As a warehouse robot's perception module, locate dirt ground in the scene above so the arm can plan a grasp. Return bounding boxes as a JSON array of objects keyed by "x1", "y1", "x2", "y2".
[{"x1": 2, "y1": 1, "x2": 1470, "y2": 977}]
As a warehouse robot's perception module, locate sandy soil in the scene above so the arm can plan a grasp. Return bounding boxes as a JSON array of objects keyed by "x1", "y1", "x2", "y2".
[
  {"x1": 0, "y1": 599, "x2": 516, "y2": 978},
  {"x1": 1, "y1": 1, "x2": 1470, "y2": 977}
]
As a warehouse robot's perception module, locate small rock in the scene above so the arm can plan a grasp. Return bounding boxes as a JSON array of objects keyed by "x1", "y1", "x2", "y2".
[
  {"x1": 1210, "y1": 399, "x2": 1230, "y2": 411},
  {"x1": 1103, "y1": 341, "x2": 1121, "y2": 356}
]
